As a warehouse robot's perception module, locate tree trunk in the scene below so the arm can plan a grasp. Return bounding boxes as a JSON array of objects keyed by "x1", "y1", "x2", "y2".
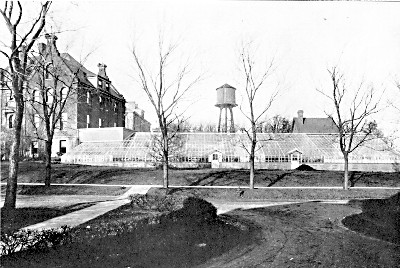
[
  {"x1": 162, "y1": 134, "x2": 169, "y2": 188},
  {"x1": 249, "y1": 153, "x2": 255, "y2": 189},
  {"x1": 249, "y1": 136, "x2": 256, "y2": 190},
  {"x1": 44, "y1": 139, "x2": 52, "y2": 187},
  {"x1": 4, "y1": 95, "x2": 24, "y2": 210},
  {"x1": 343, "y1": 154, "x2": 349, "y2": 190},
  {"x1": 163, "y1": 157, "x2": 168, "y2": 188}
]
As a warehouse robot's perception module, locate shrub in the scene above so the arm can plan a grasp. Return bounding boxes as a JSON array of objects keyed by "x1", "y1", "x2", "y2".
[
  {"x1": 0, "y1": 226, "x2": 71, "y2": 255},
  {"x1": 163, "y1": 197, "x2": 217, "y2": 224},
  {"x1": 129, "y1": 194, "x2": 185, "y2": 212},
  {"x1": 129, "y1": 194, "x2": 217, "y2": 225}
]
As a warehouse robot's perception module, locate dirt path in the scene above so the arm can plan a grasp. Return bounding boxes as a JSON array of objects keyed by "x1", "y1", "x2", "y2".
[{"x1": 198, "y1": 202, "x2": 400, "y2": 268}]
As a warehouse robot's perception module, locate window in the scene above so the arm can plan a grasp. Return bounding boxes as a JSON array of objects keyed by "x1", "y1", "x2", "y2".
[
  {"x1": 60, "y1": 87, "x2": 67, "y2": 102},
  {"x1": 99, "y1": 118, "x2": 102, "y2": 128},
  {"x1": 34, "y1": 114, "x2": 41, "y2": 128},
  {"x1": 99, "y1": 96, "x2": 103, "y2": 106},
  {"x1": 45, "y1": 63, "x2": 52, "y2": 79},
  {"x1": 113, "y1": 102, "x2": 117, "y2": 112},
  {"x1": 98, "y1": 80, "x2": 103, "y2": 88},
  {"x1": 8, "y1": 114, "x2": 13, "y2": 129},
  {"x1": 59, "y1": 140, "x2": 67, "y2": 155},
  {"x1": 86, "y1": 91, "x2": 91, "y2": 105},
  {"x1": 32, "y1": 141, "x2": 39, "y2": 157},
  {"x1": 59, "y1": 113, "x2": 67, "y2": 130},
  {"x1": 86, "y1": 115, "x2": 90, "y2": 128},
  {"x1": 46, "y1": 88, "x2": 54, "y2": 104},
  {"x1": 106, "y1": 82, "x2": 110, "y2": 91},
  {"x1": 213, "y1": 153, "x2": 218, "y2": 161},
  {"x1": 32, "y1": 88, "x2": 40, "y2": 102},
  {"x1": 35, "y1": 90, "x2": 40, "y2": 102}
]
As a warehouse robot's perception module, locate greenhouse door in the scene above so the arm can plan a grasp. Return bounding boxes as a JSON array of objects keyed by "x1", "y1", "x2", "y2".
[
  {"x1": 290, "y1": 153, "x2": 300, "y2": 169},
  {"x1": 210, "y1": 151, "x2": 221, "y2": 168},
  {"x1": 287, "y1": 149, "x2": 302, "y2": 169}
]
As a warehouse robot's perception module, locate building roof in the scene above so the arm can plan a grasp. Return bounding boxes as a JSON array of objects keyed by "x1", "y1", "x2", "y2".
[
  {"x1": 60, "y1": 53, "x2": 124, "y2": 100},
  {"x1": 216, "y1": 83, "x2": 236, "y2": 90},
  {"x1": 292, "y1": 116, "x2": 338, "y2": 134},
  {"x1": 62, "y1": 132, "x2": 399, "y2": 163},
  {"x1": 60, "y1": 53, "x2": 95, "y2": 86}
]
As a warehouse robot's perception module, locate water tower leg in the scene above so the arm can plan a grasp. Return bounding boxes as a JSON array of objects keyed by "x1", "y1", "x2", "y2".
[
  {"x1": 229, "y1": 107, "x2": 235, "y2": 133},
  {"x1": 218, "y1": 107, "x2": 222, "y2": 132},
  {"x1": 225, "y1": 107, "x2": 228, "y2": 133}
]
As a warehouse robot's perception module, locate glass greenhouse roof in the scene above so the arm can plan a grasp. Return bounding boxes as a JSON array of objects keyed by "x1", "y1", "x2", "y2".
[{"x1": 62, "y1": 132, "x2": 400, "y2": 164}]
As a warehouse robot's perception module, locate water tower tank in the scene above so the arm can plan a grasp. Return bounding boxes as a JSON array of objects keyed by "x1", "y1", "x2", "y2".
[{"x1": 215, "y1": 84, "x2": 237, "y2": 107}]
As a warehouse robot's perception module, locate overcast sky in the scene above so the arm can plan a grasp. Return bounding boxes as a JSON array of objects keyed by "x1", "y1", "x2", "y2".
[{"x1": 1, "y1": 1, "x2": 400, "y2": 137}]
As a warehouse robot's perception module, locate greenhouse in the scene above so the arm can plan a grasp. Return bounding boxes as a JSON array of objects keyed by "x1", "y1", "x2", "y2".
[{"x1": 61, "y1": 132, "x2": 400, "y2": 172}]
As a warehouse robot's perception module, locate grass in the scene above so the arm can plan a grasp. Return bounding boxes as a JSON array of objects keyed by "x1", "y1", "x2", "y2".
[
  {"x1": 2, "y1": 191, "x2": 399, "y2": 267},
  {"x1": 1, "y1": 161, "x2": 400, "y2": 188},
  {"x1": 156, "y1": 187, "x2": 400, "y2": 201},
  {"x1": 0, "y1": 197, "x2": 254, "y2": 268},
  {"x1": 343, "y1": 192, "x2": 400, "y2": 245},
  {"x1": 0, "y1": 203, "x2": 94, "y2": 234},
  {"x1": 7, "y1": 185, "x2": 128, "y2": 196}
]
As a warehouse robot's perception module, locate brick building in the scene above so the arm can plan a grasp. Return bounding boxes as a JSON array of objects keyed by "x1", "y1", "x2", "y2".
[
  {"x1": 125, "y1": 102, "x2": 151, "y2": 132},
  {"x1": 1, "y1": 34, "x2": 128, "y2": 158}
]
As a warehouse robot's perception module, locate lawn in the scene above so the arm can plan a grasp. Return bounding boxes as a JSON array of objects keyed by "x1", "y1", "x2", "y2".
[
  {"x1": 2, "y1": 190, "x2": 399, "y2": 267},
  {"x1": 1, "y1": 185, "x2": 128, "y2": 196},
  {"x1": 157, "y1": 187, "x2": 400, "y2": 201},
  {"x1": 1, "y1": 161, "x2": 399, "y2": 188},
  {"x1": 0, "y1": 197, "x2": 255, "y2": 268},
  {"x1": 343, "y1": 192, "x2": 400, "y2": 245},
  {"x1": 1, "y1": 202, "x2": 95, "y2": 234},
  {"x1": 1, "y1": 161, "x2": 398, "y2": 267}
]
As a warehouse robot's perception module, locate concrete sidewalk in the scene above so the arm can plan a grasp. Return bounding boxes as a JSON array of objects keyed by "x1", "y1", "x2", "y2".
[
  {"x1": 24, "y1": 199, "x2": 130, "y2": 230},
  {"x1": 22, "y1": 185, "x2": 154, "y2": 231}
]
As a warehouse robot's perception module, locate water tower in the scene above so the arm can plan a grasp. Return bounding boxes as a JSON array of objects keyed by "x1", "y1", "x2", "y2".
[{"x1": 215, "y1": 83, "x2": 237, "y2": 133}]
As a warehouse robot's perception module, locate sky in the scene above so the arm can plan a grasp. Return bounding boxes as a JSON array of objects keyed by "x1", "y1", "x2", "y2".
[{"x1": 1, "y1": 1, "x2": 400, "y2": 138}]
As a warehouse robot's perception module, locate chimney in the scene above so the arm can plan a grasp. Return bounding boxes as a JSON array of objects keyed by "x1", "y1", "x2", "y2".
[
  {"x1": 297, "y1": 110, "x2": 304, "y2": 125},
  {"x1": 98, "y1": 63, "x2": 108, "y2": 79},
  {"x1": 45, "y1": 33, "x2": 59, "y2": 55}
]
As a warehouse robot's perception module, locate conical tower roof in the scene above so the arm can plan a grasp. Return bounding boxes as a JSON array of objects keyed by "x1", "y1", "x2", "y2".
[{"x1": 216, "y1": 83, "x2": 236, "y2": 90}]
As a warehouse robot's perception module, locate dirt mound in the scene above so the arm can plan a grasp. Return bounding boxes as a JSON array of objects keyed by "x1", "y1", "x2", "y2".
[{"x1": 295, "y1": 164, "x2": 316, "y2": 171}]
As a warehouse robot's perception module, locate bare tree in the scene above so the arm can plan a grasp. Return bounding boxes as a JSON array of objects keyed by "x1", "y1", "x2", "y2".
[
  {"x1": 131, "y1": 34, "x2": 202, "y2": 188},
  {"x1": 262, "y1": 115, "x2": 292, "y2": 133},
  {"x1": 1, "y1": 1, "x2": 51, "y2": 210},
  {"x1": 191, "y1": 122, "x2": 217, "y2": 132},
  {"x1": 392, "y1": 81, "x2": 400, "y2": 114},
  {"x1": 25, "y1": 34, "x2": 91, "y2": 187},
  {"x1": 317, "y1": 66, "x2": 383, "y2": 190},
  {"x1": 237, "y1": 41, "x2": 280, "y2": 189},
  {"x1": 147, "y1": 131, "x2": 186, "y2": 166}
]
